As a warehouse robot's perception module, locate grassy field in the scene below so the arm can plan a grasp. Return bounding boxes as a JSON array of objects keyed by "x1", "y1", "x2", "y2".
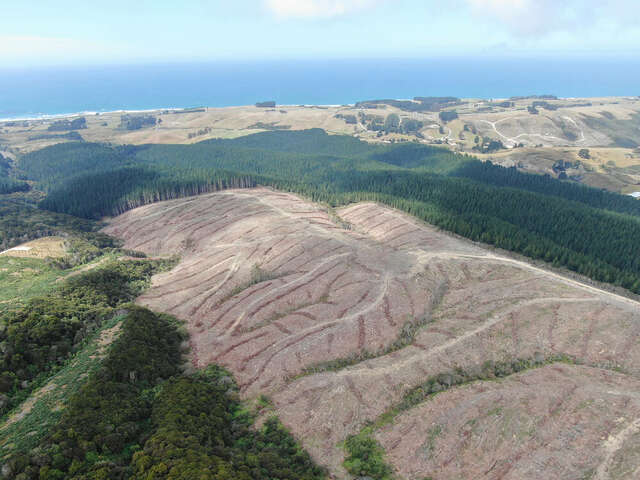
[
  {"x1": 0, "y1": 253, "x2": 115, "y2": 313},
  {"x1": 0, "y1": 257, "x2": 64, "y2": 313},
  {"x1": 0, "y1": 236, "x2": 66, "y2": 259},
  {"x1": 0, "y1": 314, "x2": 124, "y2": 460}
]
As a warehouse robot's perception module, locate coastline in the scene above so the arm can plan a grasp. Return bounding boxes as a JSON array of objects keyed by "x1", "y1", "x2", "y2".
[
  {"x1": 0, "y1": 107, "x2": 185, "y2": 123},
  {"x1": 0, "y1": 104, "x2": 352, "y2": 122},
  {"x1": 0, "y1": 97, "x2": 629, "y2": 123}
]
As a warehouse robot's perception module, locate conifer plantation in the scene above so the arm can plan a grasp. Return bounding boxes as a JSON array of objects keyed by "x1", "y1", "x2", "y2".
[{"x1": 16, "y1": 129, "x2": 640, "y2": 294}]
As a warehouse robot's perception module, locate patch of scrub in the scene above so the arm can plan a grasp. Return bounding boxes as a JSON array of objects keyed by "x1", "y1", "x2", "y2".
[
  {"x1": 0, "y1": 315, "x2": 124, "y2": 460},
  {"x1": 0, "y1": 257, "x2": 64, "y2": 312}
]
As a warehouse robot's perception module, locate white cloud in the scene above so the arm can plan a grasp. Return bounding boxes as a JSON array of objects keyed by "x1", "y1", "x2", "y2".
[
  {"x1": 466, "y1": 0, "x2": 640, "y2": 36},
  {"x1": 264, "y1": 0, "x2": 640, "y2": 32},
  {"x1": 466, "y1": 0, "x2": 579, "y2": 35},
  {"x1": 264, "y1": 0, "x2": 380, "y2": 19}
]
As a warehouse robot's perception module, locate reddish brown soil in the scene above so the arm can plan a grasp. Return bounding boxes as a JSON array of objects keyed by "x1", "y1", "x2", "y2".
[
  {"x1": 104, "y1": 189, "x2": 640, "y2": 479},
  {"x1": 104, "y1": 189, "x2": 456, "y2": 395},
  {"x1": 378, "y1": 364, "x2": 640, "y2": 480}
]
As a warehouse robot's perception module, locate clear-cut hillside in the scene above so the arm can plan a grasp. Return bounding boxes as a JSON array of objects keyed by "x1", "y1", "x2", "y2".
[{"x1": 104, "y1": 188, "x2": 640, "y2": 479}]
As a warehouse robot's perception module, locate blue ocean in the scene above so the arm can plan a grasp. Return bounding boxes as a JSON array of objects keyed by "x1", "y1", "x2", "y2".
[{"x1": 0, "y1": 57, "x2": 639, "y2": 119}]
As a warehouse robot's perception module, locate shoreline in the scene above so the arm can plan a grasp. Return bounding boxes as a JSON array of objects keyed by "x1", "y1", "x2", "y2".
[
  {"x1": 0, "y1": 105, "x2": 328, "y2": 122},
  {"x1": 2, "y1": 96, "x2": 636, "y2": 123},
  {"x1": 0, "y1": 107, "x2": 187, "y2": 123}
]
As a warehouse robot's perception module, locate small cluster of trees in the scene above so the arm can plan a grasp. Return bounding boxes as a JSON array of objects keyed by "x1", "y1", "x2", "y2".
[
  {"x1": 335, "y1": 113, "x2": 358, "y2": 124},
  {"x1": 170, "y1": 107, "x2": 206, "y2": 114},
  {"x1": 472, "y1": 136, "x2": 505, "y2": 153},
  {"x1": 510, "y1": 94, "x2": 557, "y2": 101},
  {"x1": 358, "y1": 112, "x2": 384, "y2": 131},
  {"x1": 255, "y1": 101, "x2": 276, "y2": 108},
  {"x1": 438, "y1": 110, "x2": 459, "y2": 123},
  {"x1": 463, "y1": 123, "x2": 477, "y2": 134},
  {"x1": 532, "y1": 100, "x2": 559, "y2": 111},
  {"x1": 360, "y1": 113, "x2": 424, "y2": 134},
  {"x1": 47, "y1": 117, "x2": 87, "y2": 131},
  {"x1": 528, "y1": 100, "x2": 560, "y2": 115},
  {"x1": 579, "y1": 148, "x2": 591, "y2": 159},
  {"x1": 491, "y1": 101, "x2": 515, "y2": 108},
  {"x1": 120, "y1": 114, "x2": 157, "y2": 130},
  {"x1": 188, "y1": 126, "x2": 212, "y2": 139}
]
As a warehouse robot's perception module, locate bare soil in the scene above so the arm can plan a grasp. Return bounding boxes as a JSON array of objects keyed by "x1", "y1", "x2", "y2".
[
  {"x1": 104, "y1": 189, "x2": 640, "y2": 479},
  {"x1": 378, "y1": 364, "x2": 640, "y2": 480}
]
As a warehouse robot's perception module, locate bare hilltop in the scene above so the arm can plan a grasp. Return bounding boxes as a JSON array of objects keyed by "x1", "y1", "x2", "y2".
[{"x1": 105, "y1": 188, "x2": 640, "y2": 479}]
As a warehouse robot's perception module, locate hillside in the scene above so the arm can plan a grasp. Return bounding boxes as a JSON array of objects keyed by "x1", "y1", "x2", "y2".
[
  {"x1": 105, "y1": 188, "x2": 640, "y2": 479},
  {"x1": 2, "y1": 127, "x2": 640, "y2": 479},
  {"x1": 0, "y1": 237, "x2": 328, "y2": 479},
  {"x1": 12, "y1": 130, "x2": 640, "y2": 296},
  {"x1": 2, "y1": 96, "x2": 640, "y2": 194},
  {"x1": 4, "y1": 1, "x2": 640, "y2": 478}
]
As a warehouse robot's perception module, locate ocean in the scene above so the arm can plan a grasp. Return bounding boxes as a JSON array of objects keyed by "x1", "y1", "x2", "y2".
[{"x1": 0, "y1": 57, "x2": 639, "y2": 120}]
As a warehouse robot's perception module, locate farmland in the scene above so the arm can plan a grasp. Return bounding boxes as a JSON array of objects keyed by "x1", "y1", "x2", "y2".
[{"x1": 3, "y1": 96, "x2": 640, "y2": 194}]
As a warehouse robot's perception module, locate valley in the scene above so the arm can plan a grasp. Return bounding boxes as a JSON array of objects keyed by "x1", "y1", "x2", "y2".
[{"x1": 105, "y1": 188, "x2": 640, "y2": 479}]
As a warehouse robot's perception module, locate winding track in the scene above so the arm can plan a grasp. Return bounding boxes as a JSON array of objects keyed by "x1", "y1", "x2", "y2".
[
  {"x1": 104, "y1": 190, "x2": 640, "y2": 479},
  {"x1": 479, "y1": 115, "x2": 585, "y2": 146}
]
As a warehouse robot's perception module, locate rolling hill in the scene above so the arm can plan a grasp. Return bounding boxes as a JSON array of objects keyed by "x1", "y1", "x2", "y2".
[
  {"x1": 2, "y1": 126, "x2": 640, "y2": 479},
  {"x1": 105, "y1": 188, "x2": 640, "y2": 479}
]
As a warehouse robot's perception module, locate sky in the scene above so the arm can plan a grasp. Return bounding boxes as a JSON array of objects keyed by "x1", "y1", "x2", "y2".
[{"x1": 1, "y1": 0, "x2": 640, "y2": 66}]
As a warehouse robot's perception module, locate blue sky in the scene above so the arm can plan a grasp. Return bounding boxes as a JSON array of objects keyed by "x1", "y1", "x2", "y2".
[{"x1": 2, "y1": 0, "x2": 639, "y2": 66}]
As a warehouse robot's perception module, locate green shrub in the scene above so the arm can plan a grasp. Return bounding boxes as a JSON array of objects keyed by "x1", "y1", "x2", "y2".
[
  {"x1": 344, "y1": 431, "x2": 393, "y2": 480},
  {"x1": 0, "y1": 259, "x2": 173, "y2": 416},
  {"x1": 5, "y1": 307, "x2": 326, "y2": 480}
]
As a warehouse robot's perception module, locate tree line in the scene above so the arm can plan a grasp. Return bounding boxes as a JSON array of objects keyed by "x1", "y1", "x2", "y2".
[
  {"x1": 0, "y1": 154, "x2": 29, "y2": 194},
  {"x1": 16, "y1": 129, "x2": 640, "y2": 294}
]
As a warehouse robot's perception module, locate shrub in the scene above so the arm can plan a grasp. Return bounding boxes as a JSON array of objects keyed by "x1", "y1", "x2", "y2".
[{"x1": 344, "y1": 431, "x2": 393, "y2": 480}]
